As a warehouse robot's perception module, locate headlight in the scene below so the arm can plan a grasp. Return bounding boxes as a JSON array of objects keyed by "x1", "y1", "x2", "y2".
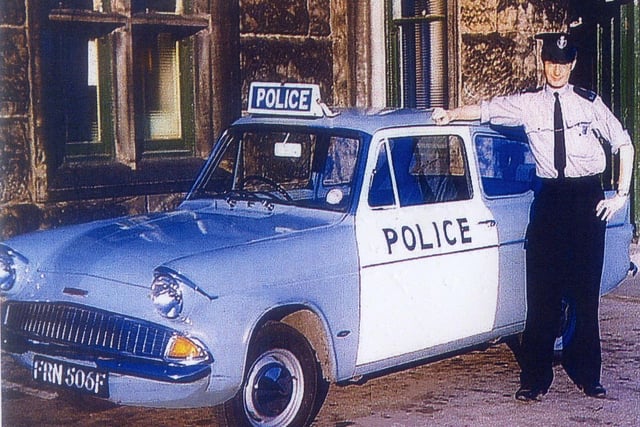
[
  {"x1": 0, "y1": 250, "x2": 17, "y2": 292},
  {"x1": 150, "y1": 273, "x2": 183, "y2": 319}
]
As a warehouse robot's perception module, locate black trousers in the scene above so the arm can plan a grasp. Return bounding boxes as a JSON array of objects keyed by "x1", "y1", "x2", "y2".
[{"x1": 520, "y1": 175, "x2": 606, "y2": 391}]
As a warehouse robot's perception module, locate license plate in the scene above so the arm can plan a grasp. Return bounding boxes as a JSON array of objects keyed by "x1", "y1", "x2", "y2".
[{"x1": 32, "y1": 356, "x2": 109, "y2": 398}]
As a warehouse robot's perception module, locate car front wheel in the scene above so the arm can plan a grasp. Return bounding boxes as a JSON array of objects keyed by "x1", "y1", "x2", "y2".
[{"x1": 220, "y1": 321, "x2": 326, "y2": 427}]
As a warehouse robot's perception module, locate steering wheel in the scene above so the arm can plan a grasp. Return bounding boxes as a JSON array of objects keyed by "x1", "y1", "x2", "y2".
[{"x1": 240, "y1": 175, "x2": 293, "y2": 202}]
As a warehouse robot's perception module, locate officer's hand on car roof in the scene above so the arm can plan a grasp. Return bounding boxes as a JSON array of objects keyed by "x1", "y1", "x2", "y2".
[
  {"x1": 432, "y1": 105, "x2": 481, "y2": 125},
  {"x1": 432, "y1": 107, "x2": 451, "y2": 125}
]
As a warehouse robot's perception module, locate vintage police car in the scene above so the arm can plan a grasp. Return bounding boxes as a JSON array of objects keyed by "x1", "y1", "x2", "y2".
[{"x1": 0, "y1": 83, "x2": 633, "y2": 426}]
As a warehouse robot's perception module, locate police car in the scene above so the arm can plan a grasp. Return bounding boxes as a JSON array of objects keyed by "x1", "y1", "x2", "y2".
[{"x1": 0, "y1": 83, "x2": 633, "y2": 426}]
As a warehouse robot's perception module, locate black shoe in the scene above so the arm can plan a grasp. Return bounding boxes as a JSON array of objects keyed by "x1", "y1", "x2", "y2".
[
  {"x1": 515, "y1": 387, "x2": 545, "y2": 402},
  {"x1": 581, "y1": 383, "x2": 606, "y2": 399}
]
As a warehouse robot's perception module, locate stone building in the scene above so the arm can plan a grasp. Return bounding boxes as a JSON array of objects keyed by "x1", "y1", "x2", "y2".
[{"x1": 1, "y1": 0, "x2": 638, "y2": 238}]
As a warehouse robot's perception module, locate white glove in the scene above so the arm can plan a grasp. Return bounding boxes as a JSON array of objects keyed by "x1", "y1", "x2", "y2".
[{"x1": 596, "y1": 194, "x2": 627, "y2": 222}]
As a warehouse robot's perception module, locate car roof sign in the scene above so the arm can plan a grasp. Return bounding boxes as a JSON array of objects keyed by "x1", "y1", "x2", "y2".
[{"x1": 248, "y1": 82, "x2": 324, "y2": 117}]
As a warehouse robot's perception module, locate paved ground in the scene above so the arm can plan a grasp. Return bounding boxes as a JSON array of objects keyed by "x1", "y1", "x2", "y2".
[
  {"x1": 2, "y1": 249, "x2": 639, "y2": 426},
  {"x1": 314, "y1": 273, "x2": 640, "y2": 426},
  {"x1": 311, "y1": 253, "x2": 640, "y2": 427}
]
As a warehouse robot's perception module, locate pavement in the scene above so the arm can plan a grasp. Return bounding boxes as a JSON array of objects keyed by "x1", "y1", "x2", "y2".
[{"x1": 314, "y1": 245, "x2": 640, "y2": 426}]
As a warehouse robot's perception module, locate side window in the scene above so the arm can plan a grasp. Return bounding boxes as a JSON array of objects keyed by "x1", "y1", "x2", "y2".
[
  {"x1": 475, "y1": 136, "x2": 536, "y2": 196},
  {"x1": 368, "y1": 143, "x2": 396, "y2": 207},
  {"x1": 388, "y1": 135, "x2": 471, "y2": 206},
  {"x1": 323, "y1": 137, "x2": 359, "y2": 186}
]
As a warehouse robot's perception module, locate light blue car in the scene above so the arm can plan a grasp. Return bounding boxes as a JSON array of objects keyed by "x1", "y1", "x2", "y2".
[{"x1": 1, "y1": 83, "x2": 633, "y2": 426}]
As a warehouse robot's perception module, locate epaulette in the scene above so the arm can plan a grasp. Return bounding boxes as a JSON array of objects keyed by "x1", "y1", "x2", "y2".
[
  {"x1": 573, "y1": 86, "x2": 597, "y2": 102},
  {"x1": 522, "y1": 86, "x2": 543, "y2": 94}
]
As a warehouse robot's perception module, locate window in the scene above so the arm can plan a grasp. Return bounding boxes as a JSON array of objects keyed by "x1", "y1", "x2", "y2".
[
  {"x1": 135, "y1": 32, "x2": 195, "y2": 156},
  {"x1": 43, "y1": 0, "x2": 209, "y2": 166},
  {"x1": 189, "y1": 129, "x2": 361, "y2": 213},
  {"x1": 55, "y1": 35, "x2": 114, "y2": 159},
  {"x1": 323, "y1": 137, "x2": 359, "y2": 186},
  {"x1": 368, "y1": 143, "x2": 396, "y2": 207},
  {"x1": 390, "y1": 135, "x2": 471, "y2": 206},
  {"x1": 368, "y1": 135, "x2": 471, "y2": 208},
  {"x1": 386, "y1": 0, "x2": 448, "y2": 108},
  {"x1": 475, "y1": 135, "x2": 536, "y2": 197}
]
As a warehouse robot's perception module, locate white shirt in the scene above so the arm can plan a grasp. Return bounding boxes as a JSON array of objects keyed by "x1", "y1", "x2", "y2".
[{"x1": 480, "y1": 84, "x2": 633, "y2": 179}]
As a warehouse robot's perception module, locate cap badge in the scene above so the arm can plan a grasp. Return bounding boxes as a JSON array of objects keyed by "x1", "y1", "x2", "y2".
[{"x1": 557, "y1": 35, "x2": 568, "y2": 50}]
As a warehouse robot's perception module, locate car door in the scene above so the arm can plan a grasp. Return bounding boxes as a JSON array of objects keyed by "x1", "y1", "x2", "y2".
[
  {"x1": 600, "y1": 190, "x2": 634, "y2": 294},
  {"x1": 473, "y1": 130, "x2": 535, "y2": 331},
  {"x1": 474, "y1": 127, "x2": 634, "y2": 350},
  {"x1": 354, "y1": 128, "x2": 500, "y2": 366}
]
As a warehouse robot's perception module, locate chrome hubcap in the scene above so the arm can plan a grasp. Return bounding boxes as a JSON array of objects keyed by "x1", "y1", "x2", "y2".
[{"x1": 244, "y1": 349, "x2": 304, "y2": 426}]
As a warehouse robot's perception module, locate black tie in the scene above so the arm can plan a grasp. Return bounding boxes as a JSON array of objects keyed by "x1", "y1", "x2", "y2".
[{"x1": 554, "y1": 92, "x2": 566, "y2": 179}]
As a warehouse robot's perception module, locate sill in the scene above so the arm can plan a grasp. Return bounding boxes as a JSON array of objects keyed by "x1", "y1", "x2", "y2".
[
  {"x1": 131, "y1": 12, "x2": 210, "y2": 37},
  {"x1": 47, "y1": 157, "x2": 205, "y2": 202},
  {"x1": 49, "y1": 9, "x2": 127, "y2": 36},
  {"x1": 48, "y1": 9, "x2": 210, "y2": 38}
]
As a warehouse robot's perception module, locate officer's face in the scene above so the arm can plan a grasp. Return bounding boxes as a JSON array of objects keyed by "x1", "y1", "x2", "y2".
[{"x1": 543, "y1": 60, "x2": 576, "y2": 89}]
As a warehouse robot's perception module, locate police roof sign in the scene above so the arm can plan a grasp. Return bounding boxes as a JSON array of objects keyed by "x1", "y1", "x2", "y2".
[{"x1": 248, "y1": 82, "x2": 324, "y2": 117}]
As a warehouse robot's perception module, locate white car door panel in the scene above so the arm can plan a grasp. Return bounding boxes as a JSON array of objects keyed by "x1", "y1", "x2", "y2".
[{"x1": 355, "y1": 129, "x2": 500, "y2": 366}]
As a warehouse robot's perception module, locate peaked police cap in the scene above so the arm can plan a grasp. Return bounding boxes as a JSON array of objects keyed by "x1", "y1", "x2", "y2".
[{"x1": 535, "y1": 32, "x2": 577, "y2": 64}]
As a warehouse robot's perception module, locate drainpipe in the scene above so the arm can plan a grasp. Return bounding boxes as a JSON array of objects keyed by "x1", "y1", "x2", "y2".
[{"x1": 427, "y1": 0, "x2": 447, "y2": 108}]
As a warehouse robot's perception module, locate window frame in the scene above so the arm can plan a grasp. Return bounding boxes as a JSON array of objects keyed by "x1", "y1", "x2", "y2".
[
  {"x1": 47, "y1": 32, "x2": 116, "y2": 162},
  {"x1": 133, "y1": 32, "x2": 196, "y2": 158},
  {"x1": 367, "y1": 132, "x2": 474, "y2": 209},
  {"x1": 368, "y1": 140, "x2": 398, "y2": 208},
  {"x1": 384, "y1": 0, "x2": 458, "y2": 108},
  {"x1": 388, "y1": 134, "x2": 472, "y2": 206},
  {"x1": 37, "y1": 1, "x2": 212, "y2": 202},
  {"x1": 474, "y1": 132, "x2": 537, "y2": 198}
]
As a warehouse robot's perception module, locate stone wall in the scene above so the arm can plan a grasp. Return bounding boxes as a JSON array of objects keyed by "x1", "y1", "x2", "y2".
[
  {"x1": 0, "y1": 0, "x2": 347, "y2": 239},
  {"x1": 239, "y1": 0, "x2": 336, "y2": 106},
  {"x1": 459, "y1": 0, "x2": 569, "y2": 104},
  {"x1": 1, "y1": 0, "x2": 34, "y2": 237},
  {"x1": 0, "y1": 0, "x2": 571, "y2": 239}
]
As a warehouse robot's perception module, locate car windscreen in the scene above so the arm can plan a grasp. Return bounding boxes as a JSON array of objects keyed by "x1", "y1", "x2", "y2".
[{"x1": 188, "y1": 128, "x2": 361, "y2": 212}]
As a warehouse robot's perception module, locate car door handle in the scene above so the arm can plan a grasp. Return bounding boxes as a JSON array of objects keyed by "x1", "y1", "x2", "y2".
[{"x1": 478, "y1": 219, "x2": 496, "y2": 227}]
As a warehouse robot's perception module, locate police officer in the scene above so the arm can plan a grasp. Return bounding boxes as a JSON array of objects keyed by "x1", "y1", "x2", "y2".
[{"x1": 432, "y1": 32, "x2": 634, "y2": 401}]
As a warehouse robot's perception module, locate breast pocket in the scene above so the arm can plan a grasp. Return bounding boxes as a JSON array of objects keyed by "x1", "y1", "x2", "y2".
[
  {"x1": 524, "y1": 111, "x2": 553, "y2": 137},
  {"x1": 565, "y1": 107, "x2": 599, "y2": 159},
  {"x1": 564, "y1": 103, "x2": 595, "y2": 137}
]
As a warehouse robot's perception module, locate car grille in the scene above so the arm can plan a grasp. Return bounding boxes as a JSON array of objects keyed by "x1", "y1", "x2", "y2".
[{"x1": 2, "y1": 302, "x2": 174, "y2": 360}]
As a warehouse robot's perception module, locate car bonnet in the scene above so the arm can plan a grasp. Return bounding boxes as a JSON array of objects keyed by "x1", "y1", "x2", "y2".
[{"x1": 6, "y1": 203, "x2": 343, "y2": 287}]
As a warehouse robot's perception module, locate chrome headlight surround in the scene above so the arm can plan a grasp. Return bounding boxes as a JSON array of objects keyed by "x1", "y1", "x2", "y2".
[
  {"x1": 150, "y1": 272, "x2": 184, "y2": 319},
  {"x1": 0, "y1": 246, "x2": 21, "y2": 292}
]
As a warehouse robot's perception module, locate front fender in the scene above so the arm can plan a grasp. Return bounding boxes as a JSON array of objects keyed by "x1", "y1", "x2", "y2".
[{"x1": 167, "y1": 217, "x2": 361, "y2": 388}]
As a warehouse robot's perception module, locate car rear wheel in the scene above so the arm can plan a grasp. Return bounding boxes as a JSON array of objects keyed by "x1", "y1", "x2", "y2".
[{"x1": 220, "y1": 321, "x2": 326, "y2": 427}]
